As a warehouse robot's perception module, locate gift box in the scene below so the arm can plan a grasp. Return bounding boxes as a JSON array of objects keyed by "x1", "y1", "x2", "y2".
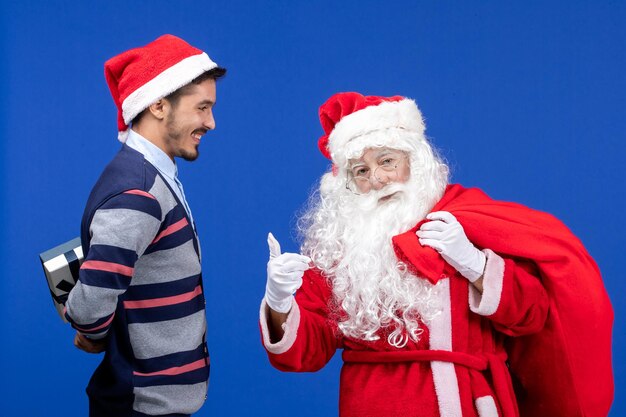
[{"x1": 40, "y1": 237, "x2": 83, "y2": 323}]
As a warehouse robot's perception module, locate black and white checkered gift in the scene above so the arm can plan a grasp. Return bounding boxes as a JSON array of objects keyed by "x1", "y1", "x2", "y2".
[{"x1": 40, "y1": 237, "x2": 83, "y2": 322}]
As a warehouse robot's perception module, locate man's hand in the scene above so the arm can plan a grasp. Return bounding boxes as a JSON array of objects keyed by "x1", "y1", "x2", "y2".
[
  {"x1": 265, "y1": 232, "x2": 311, "y2": 313},
  {"x1": 74, "y1": 332, "x2": 107, "y2": 354},
  {"x1": 416, "y1": 211, "x2": 486, "y2": 282}
]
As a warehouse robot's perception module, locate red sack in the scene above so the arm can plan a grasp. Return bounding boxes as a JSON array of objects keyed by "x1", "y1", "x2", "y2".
[{"x1": 393, "y1": 184, "x2": 614, "y2": 417}]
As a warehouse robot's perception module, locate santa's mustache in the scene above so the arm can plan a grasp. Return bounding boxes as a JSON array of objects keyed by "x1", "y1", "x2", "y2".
[{"x1": 350, "y1": 182, "x2": 410, "y2": 212}]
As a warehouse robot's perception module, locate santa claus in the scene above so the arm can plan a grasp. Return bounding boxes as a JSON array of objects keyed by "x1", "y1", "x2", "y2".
[{"x1": 260, "y1": 93, "x2": 613, "y2": 417}]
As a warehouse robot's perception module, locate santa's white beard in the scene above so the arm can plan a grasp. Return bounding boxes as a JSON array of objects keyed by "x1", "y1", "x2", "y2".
[{"x1": 300, "y1": 168, "x2": 447, "y2": 347}]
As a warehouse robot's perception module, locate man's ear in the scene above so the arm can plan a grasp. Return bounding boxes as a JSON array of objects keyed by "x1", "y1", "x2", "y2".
[{"x1": 148, "y1": 99, "x2": 168, "y2": 120}]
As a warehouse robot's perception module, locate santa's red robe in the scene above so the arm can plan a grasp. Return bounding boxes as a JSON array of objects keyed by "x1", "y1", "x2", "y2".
[{"x1": 261, "y1": 185, "x2": 613, "y2": 417}]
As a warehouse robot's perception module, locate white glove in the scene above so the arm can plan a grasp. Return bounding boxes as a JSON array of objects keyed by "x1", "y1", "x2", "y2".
[
  {"x1": 416, "y1": 211, "x2": 486, "y2": 282},
  {"x1": 265, "y1": 232, "x2": 311, "y2": 313}
]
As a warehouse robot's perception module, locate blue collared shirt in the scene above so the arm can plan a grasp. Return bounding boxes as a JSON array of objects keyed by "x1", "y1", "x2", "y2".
[{"x1": 125, "y1": 130, "x2": 195, "y2": 231}]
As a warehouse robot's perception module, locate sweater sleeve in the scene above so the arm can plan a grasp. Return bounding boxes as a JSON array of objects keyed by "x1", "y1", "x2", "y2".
[
  {"x1": 65, "y1": 189, "x2": 162, "y2": 338},
  {"x1": 261, "y1": 268, "x2": 339, "y2": 372},
  {"x1": 469, "y1": 249, "x2": 549, "y2": 336}
]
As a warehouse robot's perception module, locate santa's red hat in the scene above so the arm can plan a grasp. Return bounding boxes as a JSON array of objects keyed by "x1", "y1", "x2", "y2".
[
  {"x1": 318, "y1": 92, "x2": 426, "y2": 165},
  {"x1": 105, "y1": 34, "x2": 219, "y2": 142}
]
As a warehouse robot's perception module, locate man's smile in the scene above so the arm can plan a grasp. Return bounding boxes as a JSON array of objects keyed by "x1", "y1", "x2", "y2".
[{"x1": 191, "y1": 129, "x2": 207, "y2": 143}]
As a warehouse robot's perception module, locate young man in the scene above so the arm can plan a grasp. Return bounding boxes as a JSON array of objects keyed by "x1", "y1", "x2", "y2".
[
  {"x1": 65, "y1": 34, "x2": 226, "y2": 417},
  {"x1": 260, "y1": 93, "x2": 613, "y2": 417}
]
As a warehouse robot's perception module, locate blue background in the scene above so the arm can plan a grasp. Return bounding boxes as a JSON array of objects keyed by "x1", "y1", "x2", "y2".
[{"x1": 1, "y1": 1, "x2": 624, "y2": 415}]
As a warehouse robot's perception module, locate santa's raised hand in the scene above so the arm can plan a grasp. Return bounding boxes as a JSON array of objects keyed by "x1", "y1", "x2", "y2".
[
  {"x1": 265, "y1": 232, "x2": 311, "y2": 313},
  {"x1": 416, "y1": 211, "x2": 486, "y2": 283}
]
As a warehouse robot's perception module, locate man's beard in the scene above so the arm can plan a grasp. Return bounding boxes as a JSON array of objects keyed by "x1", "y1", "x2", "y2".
[
  {"x1": 165, "y1": 113, "x2": 200, "y2": 162},
  {"x1": 299, "y1": 164, "x2": 447, "y2": 347}
]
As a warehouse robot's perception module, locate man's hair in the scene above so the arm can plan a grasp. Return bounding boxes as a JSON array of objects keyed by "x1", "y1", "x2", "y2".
[
  {"x1": 132, "y1": 66, "x2": 227, "y2": 125},
  {"x1": 164, "y1": 66, "x2": 226, "y2": 108}
]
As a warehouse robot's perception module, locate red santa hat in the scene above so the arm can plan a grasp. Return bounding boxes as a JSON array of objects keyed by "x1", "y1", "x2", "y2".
[
  {"x1": 318, "y1": 92, "x2": 426, "y2": 166},
  {"x1": 105, "y1": 34, "x2": 219, "y2": 142}
]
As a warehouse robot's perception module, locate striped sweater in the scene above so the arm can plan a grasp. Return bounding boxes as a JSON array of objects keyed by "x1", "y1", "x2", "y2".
[{"x1": 65, "y1": 144, "x2": 209, "y2": 417}]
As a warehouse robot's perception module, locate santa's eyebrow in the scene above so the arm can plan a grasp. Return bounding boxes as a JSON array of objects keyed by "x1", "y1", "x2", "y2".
[
  {"x1": 349, "y1": 161, "x2": 367, "y2": 170},
  {"x1": 375, "y1": 149, "x2": 400, "y2": 158}
]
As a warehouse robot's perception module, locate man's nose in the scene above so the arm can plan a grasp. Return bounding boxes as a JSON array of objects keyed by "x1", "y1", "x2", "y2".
[{"x1": 203, "y1": 111, "x2": 216, "y2": 130}]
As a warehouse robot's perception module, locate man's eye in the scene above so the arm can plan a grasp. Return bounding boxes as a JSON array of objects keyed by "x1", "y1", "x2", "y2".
[
  {"x1": 199, "y1": 106, "x2": 208, "y2": 111},
  {"x1": 381, "y1": 158, "x2": 394, "y2": 165}
]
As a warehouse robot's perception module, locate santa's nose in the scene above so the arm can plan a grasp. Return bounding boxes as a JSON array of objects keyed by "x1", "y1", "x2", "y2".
[{"x1": 370, "y1": 175, "x2": 387, "y2": 190}]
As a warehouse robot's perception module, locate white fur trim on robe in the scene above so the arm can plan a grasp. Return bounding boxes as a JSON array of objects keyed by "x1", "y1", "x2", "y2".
[
  {"x1": 429, "y1": 278, "x2": 463, "y2": 417},
  {"x1": 260, "y1": 297, "x2": 300, "y2": 354},
  {"x1": 475, "y1": 395, "x2": 499, "y2": 417},
  {"x1": 469, "y1": 249, "x2": 505, "y2": 316}
]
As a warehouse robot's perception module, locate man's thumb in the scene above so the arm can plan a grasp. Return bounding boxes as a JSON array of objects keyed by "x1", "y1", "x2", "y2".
[{"x1": 267, "y1": 232, "x2": 282, "y2": 259}]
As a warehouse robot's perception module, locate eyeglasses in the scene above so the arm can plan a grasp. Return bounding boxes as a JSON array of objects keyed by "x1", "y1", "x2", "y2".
[{"x1": 345, "y1": 153, "x2": 407, "y2": 195}]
